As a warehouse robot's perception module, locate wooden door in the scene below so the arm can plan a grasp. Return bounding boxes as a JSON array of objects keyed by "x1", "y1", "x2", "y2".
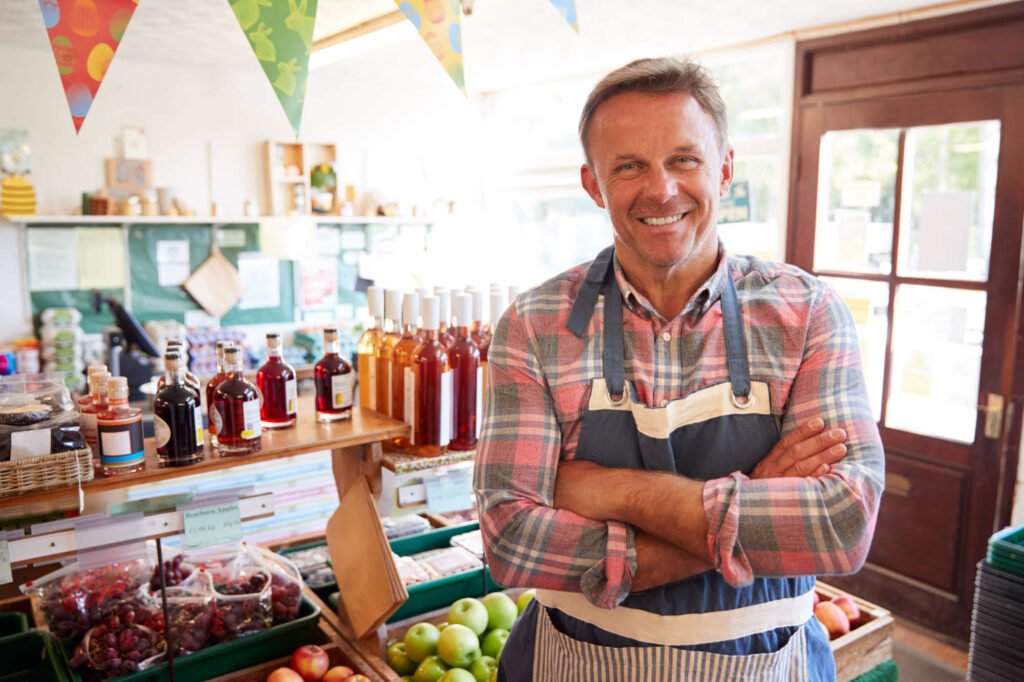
[{"x1": 787, "y1": 3, "x2": 1024, "y2": 640}]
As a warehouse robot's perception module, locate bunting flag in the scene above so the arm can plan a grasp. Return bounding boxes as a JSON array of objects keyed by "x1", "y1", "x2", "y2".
[
  {"x1": 229, "y1": 0, "x2": 318, "y2": 137},
  {"x1": 549, "y1": 0, "x2": 579, "y2": 32},
  {"x1": 37, "y1": 0, "x2": 140, "y2": 133},
  {"x1": 395, "y1": 0, "x2": 465, "y2": 93}
]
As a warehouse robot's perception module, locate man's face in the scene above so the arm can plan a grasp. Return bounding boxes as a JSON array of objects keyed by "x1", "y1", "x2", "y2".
[{"x1": 581, "y1": 91, "x2": 734, "y2": 273}]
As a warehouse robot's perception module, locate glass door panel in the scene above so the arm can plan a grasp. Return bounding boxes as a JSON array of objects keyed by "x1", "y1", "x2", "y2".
[
  {"x1": 814, "y1": 128, "x2": 900, "y2": 274},
  {"x1": 885, "y1": 285, "x2": 986, "y2": 443},
  {"x1": 897, "y1": 121, "x2": 1000, "y2": 281}
]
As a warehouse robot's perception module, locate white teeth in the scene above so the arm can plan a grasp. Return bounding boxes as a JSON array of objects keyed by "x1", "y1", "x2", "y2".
[{"x1": 641, "y1": 214, "x2": 684, "y2": 226}]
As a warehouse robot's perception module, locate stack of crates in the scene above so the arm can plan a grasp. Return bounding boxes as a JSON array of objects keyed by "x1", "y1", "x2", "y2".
[{"x1": 968, "y1": 526, "x2": 1024, "y2": 680}]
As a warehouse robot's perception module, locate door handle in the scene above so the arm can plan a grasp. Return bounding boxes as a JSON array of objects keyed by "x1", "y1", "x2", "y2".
[{"x1": 977, "y1": 393, "x2": 1005, "y2": 440}]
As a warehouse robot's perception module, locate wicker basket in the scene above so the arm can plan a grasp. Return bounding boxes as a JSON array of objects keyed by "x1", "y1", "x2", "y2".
[{"x1": 0, "y1": 447, "x2": 94, "y2": 497}]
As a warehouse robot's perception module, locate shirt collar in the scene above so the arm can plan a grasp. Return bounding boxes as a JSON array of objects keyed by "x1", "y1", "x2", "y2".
[{"x1": 612, "y1": 243, "x2": 731, "y2": 323}]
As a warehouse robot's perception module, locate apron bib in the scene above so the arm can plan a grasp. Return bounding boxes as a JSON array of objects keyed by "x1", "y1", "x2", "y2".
[{"x1": 498, "y1": 246, "x2": 834, "y2": 681}]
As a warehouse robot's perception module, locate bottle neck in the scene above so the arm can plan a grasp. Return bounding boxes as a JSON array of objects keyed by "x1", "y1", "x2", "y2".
[
  {"x1": 456, "y1": 325, "x2": 472, "y2": 339},
  {"x1": 324, "y1": 339, "x2": 340, "y2": 354},
  {"x1": 164, "y1": 367, "x2": 186, "y2": 385},
  {"x1": 109, "y1": 395, "x2": 128, "y2": 408},
  {"x1": 91, "y1": 392, "x2": 108, "y2": 407},
  {"x1": 267, "y1": 345, "x2": 282, "y2": 359},
  {"x1": 373, "y1": 315, "x2": 384, "y2": 331},
  {"x1": 424, "y1": 329, "x2": 438, "y2": 343},
  {"x1": 439, "y1": 322, "x2": 449, "y2": 334},
  {"x1": 402, "y1": 323, "x2": 417, "y2": 338},
  {"x1": 471, "y1": 321, "x2": 486, "y2": 335}
]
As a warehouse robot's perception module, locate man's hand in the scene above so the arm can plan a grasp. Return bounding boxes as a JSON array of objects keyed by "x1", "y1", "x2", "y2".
[{"x1": 750, "y1": 417, "x2": 847, "y2": 479}]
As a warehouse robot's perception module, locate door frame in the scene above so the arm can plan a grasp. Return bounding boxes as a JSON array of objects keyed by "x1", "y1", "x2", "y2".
[{"x1": 786, "y1": 1, "x2": 1024, "y2": 639}]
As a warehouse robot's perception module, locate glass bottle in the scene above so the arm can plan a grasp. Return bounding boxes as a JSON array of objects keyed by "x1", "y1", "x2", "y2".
[
  {"x1": 78, "y1": 364, "x2": 108, "y2": 409},
  {"x1": 211, "y1": 346, "x2": 262, "y2": 455},
  {"x1": 449, "y1": 293, "x2": 481, "y2": 451},
  {"x1": 163, "y1": 339, "x2": 201, "y2": 396},
  {"x1": 357, "y1": 286, "x2": 384, "y2": 412},
  {"x1": 470, "y1": 289, "x2": 489, "y2": 353},
  {"x1": 257, "y1": 333, "x2": 297, "y2": 429},
  {"x1": 97, "y1": 376, "x2": 145, "y2": 476},
  {"x1": 154, "y1": 351, "x2": 204, "y2": 467},
  {"x1": 81, "y1": 369, "x2": 110, "y2": 466},
  {"x1": 205, "y1": 340, "x2": 231, "y2": 446},
  {"x1": 392, "y1": 293, "x2": 421, "y2": 447},
  {"x1": 376, "y1": 290, "x2": 403, "y2": 417},
  {"x1": 435, "y1": 287, "x2": 455, "y2": 351},
  {"x1": 314, "y1": 327, "x2": 354, "y2": 422},
  {"x1": 412, "y1": 296, "x2": 452, "y2": 456}
]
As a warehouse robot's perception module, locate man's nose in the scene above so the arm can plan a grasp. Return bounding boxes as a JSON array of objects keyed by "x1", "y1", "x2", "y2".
[{"x1": 642, "y1": 166, "x2": 679, "y2": 204}]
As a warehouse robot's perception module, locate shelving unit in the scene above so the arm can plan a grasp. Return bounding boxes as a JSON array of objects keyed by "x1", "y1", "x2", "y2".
[{"x1": 264, "y1": 140, "x2": 340, "y2": 216}]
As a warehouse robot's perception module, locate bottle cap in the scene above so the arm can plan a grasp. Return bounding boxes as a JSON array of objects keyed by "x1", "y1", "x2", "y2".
[
  {"x1": 87, "y1": 364, "x2": 107, "y2": 377},
  {"x1": 471, "y1": 289, "x2": 486, "y2": 322},
  {"x1": 436, "y1": 289, "x2": 451, "y2": 325},
  {"x1": 366, "y1": 286, "x2": 383, "y2": 318},
  {"x1": 490, "y1": 291, "x2": 506, "y2": 326},
  {"x1": 107, "y1": 376, "x2": 129, "y2": 400},
  {"x1": 402, "y1": 292, "x2": 420, "y2": 326},
  {"x1": 489, "y1": 283, "x2": 502, "y2": 292},
  {"x1": 385, "y1": 289, "x2": 403, "y2": 322},
  {"x1": 323, "y1": 328, "x2": 339, "y2": 343},
  {"x1": 224, "y1": 346, "x2": 242, "y2": 361},
  {"x1": 454, "y1": 293, "x2": 472, "y2": 328},
  {"x1": 422, "y1": 296, "x2": 439, "y2": 330},
  {"x1": 89, "y1": 370, "x2": 110, "y2": 395},
  {"x1": 265, "y1": 333, "x2": 282, "y2": 349},
  {"x1": 164, "y1": 351, "x2": 184, "y2": 370}
]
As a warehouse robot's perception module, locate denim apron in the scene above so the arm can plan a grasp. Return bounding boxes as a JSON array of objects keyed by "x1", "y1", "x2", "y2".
[{"x1": 498, "y1": 246, "x2": 834, "y2": 681}]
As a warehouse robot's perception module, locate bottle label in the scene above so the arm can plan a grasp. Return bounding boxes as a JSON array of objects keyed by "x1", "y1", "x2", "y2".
[
  {"x1": 440, "y1": 370, "x2": 453, "y2": 447},
  {"x1": 154, "y1": 415, "x2": 171, "y2": 448},
  {"x1": 194, "y1": 406, "x2": 205, "y2": 446},
  {"x1": 285, "y1": 379, "x2": 298, "y2": 415},
  {"x1": 476, "y1": 365, "x2": 484, "y2": 439},
  {"x1": 80, "y1": 412, "x2": 98, "y2": 446},
  {"x1": 332, "y1": 373, "x2": 354, "y2": 409},
  {"x1": 98, "y1": 418, "x2": 145, "y2": 467},
  {"x1": 404, "y1": 366, "x2": 416, "y2": 445},
  {"x1": 241, "y1": 399, "x2": 262, "y2": 440},
  {"x1": 209, "y1": 404, "x2": 223, "y2": 435},
  {"x1": 365, "y1": 356, "x2": 376, "y2": 410},
  {"x1": 385, "y1": 362, "x2": 393, "y2": 416}
]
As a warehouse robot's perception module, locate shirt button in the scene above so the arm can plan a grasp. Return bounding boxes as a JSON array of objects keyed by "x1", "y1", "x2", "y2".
[{"x1": 661, "y1": 332, "x2": 671, "y2": 342}]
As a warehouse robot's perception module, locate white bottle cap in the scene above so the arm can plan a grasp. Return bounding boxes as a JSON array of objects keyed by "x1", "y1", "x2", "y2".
[
  {"x1": 454, "y1": 293, "x2": 472, "y2": 328},
  {"x1": 385, "y1": 289, "x2": 403, "y2": 323},
  {"x1": 402, "y1": 292, "x2": 420, "y2": 326},
  {"x1": 490, "y1": 291, "x2": 506, "y2": 326},
  {"x1": 418, "y1": 287, "x2": 431, "y2": 300},
  {"x1": 489, "y1": 283, "x2": 502, "y2": 292},
  {"x1": 422, "y1": 296, "x2": 439, "y2": 330},
  {"x1": 436, "y1": 289, "x2": 451, "y2": 325},
  {"x1": 366, "y1": 286, "x2": 383, "y2": 318},
  {"x1": 471, "y1": 289, "x2": 486, "y2": 322}
]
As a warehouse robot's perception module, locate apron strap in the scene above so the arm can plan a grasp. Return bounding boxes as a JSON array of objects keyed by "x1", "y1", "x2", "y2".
[
  {"x1": 566, "y1": 245, "x2": 616, "y2": 338},
  {"x1": 720, "y1": 266, "x2": 752, "y2": 400},
  {"x1": 602, "y1": 271, "x2": 626, "y2": 399}
]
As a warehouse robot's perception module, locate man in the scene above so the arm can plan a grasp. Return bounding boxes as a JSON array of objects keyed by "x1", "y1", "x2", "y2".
[{"x1": 474, "y1": 56, "x2": 884, "y2": 681}]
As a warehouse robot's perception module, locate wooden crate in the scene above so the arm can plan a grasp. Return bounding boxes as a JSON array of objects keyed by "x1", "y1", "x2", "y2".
[{"x1": 817, "y1": 581, "x2": 894, "y2": 682}]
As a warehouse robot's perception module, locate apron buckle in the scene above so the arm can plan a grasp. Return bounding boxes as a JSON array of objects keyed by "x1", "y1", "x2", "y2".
[{"x1": 730, "y1": 392, "x2": 755, "y2": 409}]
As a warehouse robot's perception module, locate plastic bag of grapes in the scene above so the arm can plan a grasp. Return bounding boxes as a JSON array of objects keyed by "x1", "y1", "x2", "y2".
[
  {"x1": 208, "y1": 546, "x2": 273, "y2": 642},
  {"x1": 70, "y1": 612, "x2": 166, "y2": 680},
  {"x1": 250, "y1": 544, "x2": 304, "y2": 624},
  {"x1": 163, "y1": 568, "x2": 216, "y2": 657}
]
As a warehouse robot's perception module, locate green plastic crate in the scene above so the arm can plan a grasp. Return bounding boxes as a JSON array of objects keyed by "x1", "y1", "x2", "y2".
[
  {"x1": 68, "y1": 594, "x2": 320, "y2": 682},
  {"x1": 0, "y1": 630, "x2": 74, "y2": 682},
  {"x1": 988, "y1": 525, "x2": 1024, "y2": 576},
  {"x1": 0, "y1": 612, "x2": 29, "y2": 638},
  {"x1": 278, "y1": 541, "x2": 338, "y2": 602}
]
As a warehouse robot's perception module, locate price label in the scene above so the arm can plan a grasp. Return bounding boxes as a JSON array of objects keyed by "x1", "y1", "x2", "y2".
[
  {"x1": 0, "y1": 540, "x2": 11, "y2": 585},
  {"x1": 425, "y1": 473, "x2": 473, "y2": 514},
  {"x1": 183, "y1": 502, "x2": 242, "y2": 549}
]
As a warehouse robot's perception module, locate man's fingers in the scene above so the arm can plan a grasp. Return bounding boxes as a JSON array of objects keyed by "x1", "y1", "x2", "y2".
[
  {"x1": 783, "y1": 444, "x2": 847, "y2": 477},
  {"x1": 776, "y1": 417, "x2": 825, "y2": 451}
]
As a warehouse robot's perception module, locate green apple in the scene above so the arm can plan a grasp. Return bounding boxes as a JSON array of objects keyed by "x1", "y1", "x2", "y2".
[
  {"x1": 516, "y1": 589, "x2": 536, "y2": 615},
  {"x1": 488, "y1": 670, "x2": 497, "y2": 682},
  {"x1": 405, "y1": 623, "x2": 441, "y2": 663},
  {"x1": 439, "y1": 670, "x2": 477, "y2": 682},
  {"x1": 414, "y1": 655, "x2": 449, "y2": 682},
  {"x1": 387, "y1": 641, "x2": 418, "y2": 675},
  {"x1": 402, "y1": 678, "x2": 415, "y2": 682},
  {"x1": 481, "y1": 593, "x2": 518, "y2": 632},
  {"x1": 480, "y1": 629, "x2": 508, "y2": 660},
  {"x1": 437, "y1": 623, "x2": 481, "y2": 668},
  {"x1": 448, "y1": 598, "x2": 489, "y2": 636},
  {"x1": 469, "y1": 655, "x2": 498, "y2": 682}
]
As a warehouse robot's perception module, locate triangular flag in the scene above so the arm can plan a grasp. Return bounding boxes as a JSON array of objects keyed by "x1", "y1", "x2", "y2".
[
  {"x1": 37, "y1": 0, "x2": 140, "y2": 133},
  {"x1": 394, "y1": 0, "x2": 465, "y2": 93},
  {"x1": 549, "y1": 0, "x2": 579, "y2": 32},
  {"x1": 229, "y1": 0, "x2": 317, "y2": 137}
]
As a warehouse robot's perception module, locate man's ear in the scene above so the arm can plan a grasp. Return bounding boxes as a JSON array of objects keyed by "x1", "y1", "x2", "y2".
[
  {"x1": 581, "y1": 163, "x2": 606, "y2": 209},
  {"x1": 719, "y1": 147, "x2": 735, "y2": 197}
]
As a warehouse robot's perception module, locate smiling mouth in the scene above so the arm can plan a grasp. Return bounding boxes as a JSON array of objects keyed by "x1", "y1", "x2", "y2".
[{"x1": 640, "y1": 213, "x2": 686, "y2": 226}]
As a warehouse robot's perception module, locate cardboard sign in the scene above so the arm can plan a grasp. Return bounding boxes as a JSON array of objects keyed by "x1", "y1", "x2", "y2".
[{"x1": 183, "y1": 502, "x2": 242, "y2": 549}]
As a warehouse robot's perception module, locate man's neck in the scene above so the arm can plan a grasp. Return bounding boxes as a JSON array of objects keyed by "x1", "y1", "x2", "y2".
[{"x1": 616, "y1": 243, "x2": 720, "y2": 321}]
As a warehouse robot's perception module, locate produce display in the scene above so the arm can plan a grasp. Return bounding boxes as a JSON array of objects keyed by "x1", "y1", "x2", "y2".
[{"x1": 265, "y1": 644, "x2": 370, "y2": 682}]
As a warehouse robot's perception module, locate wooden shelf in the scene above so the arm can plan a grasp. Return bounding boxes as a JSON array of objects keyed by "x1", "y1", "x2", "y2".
[{"x1": 0, "y1": 398, "x2": 407, "y2": 512}]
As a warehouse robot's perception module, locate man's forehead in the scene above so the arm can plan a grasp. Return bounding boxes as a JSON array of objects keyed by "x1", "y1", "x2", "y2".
[{"x1": 588, "y1": 91, "x2": 718, "y2": 151}]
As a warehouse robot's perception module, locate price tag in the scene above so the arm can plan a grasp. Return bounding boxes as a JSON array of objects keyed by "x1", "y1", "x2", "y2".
[
  {"x1": 425, "y1": 473, "x2": 473, "y2": 514},
  {"x1": 183, "y1": 502, "x2": 242, "y2": 549},
  {"x1": 0, "y1": 540, "x2": 11, "y2": 585}
]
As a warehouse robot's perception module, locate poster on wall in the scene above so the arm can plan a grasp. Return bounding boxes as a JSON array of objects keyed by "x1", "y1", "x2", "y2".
[
  {"x1": 395, "y1": 0, "x2": 465, "y2": 93},
  {"x1": 37, "y1": 0, "x2": 141, "y2": 133},
  {"x1": 300, "y1": 257, "x2": 338, "y2": 309}
]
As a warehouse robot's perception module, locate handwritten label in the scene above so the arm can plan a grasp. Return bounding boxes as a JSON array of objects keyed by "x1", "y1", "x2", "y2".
[
  {"x1": 425, "y1": 473, "x2": 473, "y2": 514},
  {"x1": 0, "y1": 540, "x2": 11, "y2": 585},
  {"x1": 183, "y1": 502, "x2": 242, "y2": 549}
]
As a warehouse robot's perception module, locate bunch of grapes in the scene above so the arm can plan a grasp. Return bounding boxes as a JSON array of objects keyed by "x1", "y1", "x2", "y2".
[
  {"x1": 210, "y1": 571, "x2": 273, "y2": 642},
  {"x1": 148, "y1": 554, "x2": 193, "y2": 591},
  {"x1": 69, "y1": 611, "x2": 166, "y2": 680}
]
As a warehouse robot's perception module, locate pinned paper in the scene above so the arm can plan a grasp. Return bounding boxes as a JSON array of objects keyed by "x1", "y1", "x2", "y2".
[
  {"x1": 37, "y1": 0, "x2": 140, "y2": 133},
  {"x1": 237, "y1": 252, "x2": 280, "y2": 309},
  {"x1": 183, "y1": 501, "x2": 243, "y2": 549},
  {"x1": 229, "y1": 0, "x2": 318, "y2": 137},
  {"x1": 548, "y1": 0, "x2": 579, "y2": 32},
  {"x1": 77, "y1": 227, "x2": 125, "y2": 289},
  {"x1": 156, "y1": 240, "x2": 191, "y2": 287},
  {"x1": 425, "y1": 471, "x2": 472, "y2": 514},
  {"x1": 27, "y1": 228, "x2": 78, "y2": 291},
  {"x1": 395, "y1": 0, "x2": 465, "y2": 93}
]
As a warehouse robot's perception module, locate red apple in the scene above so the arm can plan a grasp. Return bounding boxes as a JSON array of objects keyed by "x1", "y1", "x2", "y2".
[
  {"x1": 268, "y1": 668, "x2": 305, "y2": 682},
  {"x1": 814, "y1": 601, "x2": 850, "y2": 639},
  {"x1": 346, "y1": 677, "x2": 371, "y2": 682},
  {"x1": 291, "y1": 645, "x2": 330, "y2": 682},
  {"x1": 830, "y1": 596, "x2": 861, "y2": 626},
  {"x1": 812, "y1": 591, "x2": 821, "y2": 608},
  {"x1": 321, "y1": 667, "x2": 356, "y2": 682}
]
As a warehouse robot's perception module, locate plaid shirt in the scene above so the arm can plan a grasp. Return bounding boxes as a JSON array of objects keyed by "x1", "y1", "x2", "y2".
[{"x1": 474, "y1": 247, "x2": 885, "y2": 609}]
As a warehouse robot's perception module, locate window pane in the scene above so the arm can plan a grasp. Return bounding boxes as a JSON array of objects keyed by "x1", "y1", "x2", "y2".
[
  {"x1": 896, "y1": 120, "x2": 1000, "y2": 281},
  {"x1": 885, "y1": 285, "x2": 985, "y2": 443},
  {"x1": 711, "y1": 52, "x2": 786, "y2": 141},
  {"x1": 719, "y1": 157, "x2": 783, "y2": 261},
  {"x1": 814, "y1": 129, "x2": 900, "y2": 274},
  {"x1": 821, "y1": 277, "x2": 888, "y2": 422}
]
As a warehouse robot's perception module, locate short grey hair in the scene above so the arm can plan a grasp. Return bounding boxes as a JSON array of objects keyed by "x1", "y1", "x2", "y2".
[{"x1": 579, "y1": 57, "x2": 729, "y2": 163}]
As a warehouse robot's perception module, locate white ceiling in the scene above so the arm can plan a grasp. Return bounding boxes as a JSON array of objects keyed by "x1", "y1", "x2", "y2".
[{"x1": 0, "y1": 0, "x2": 1009, "y2": 92}]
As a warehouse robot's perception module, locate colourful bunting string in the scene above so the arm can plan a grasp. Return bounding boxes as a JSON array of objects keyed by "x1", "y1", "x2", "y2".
[
  {"x1": 548, "y1": 0, "x2": 579, "y2": 32},
  {"x1": 395, "y1": 0, "x2": 465, "y2": 93},
  {"x1": 229, "y1": 0, "x2": 318, "y2": 137},
  {"x1": 37, "y1": 0, "x2": 140, "y2": 133}
]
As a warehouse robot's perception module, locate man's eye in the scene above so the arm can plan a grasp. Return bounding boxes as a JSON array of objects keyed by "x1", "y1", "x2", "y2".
[
  {"x1": 617, "y1": 163, "x2": 638, "y2": 171},
  {"x1": 674, "y1": 157, "x2": 698, "y2": 166}
]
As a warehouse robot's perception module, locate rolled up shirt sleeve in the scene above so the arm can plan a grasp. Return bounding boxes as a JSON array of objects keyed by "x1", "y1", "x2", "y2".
[
  {"x1": 703, "y1": 285, "x2": 885, "y2": 587},
  {"x1": 474, "y1": 298, "x2": 637, "y2": 609}
]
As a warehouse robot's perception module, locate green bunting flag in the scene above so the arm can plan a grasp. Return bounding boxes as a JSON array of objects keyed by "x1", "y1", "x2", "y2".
[{"x1": 229, "y1": 0, "x2": 317, "y2": 137}]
